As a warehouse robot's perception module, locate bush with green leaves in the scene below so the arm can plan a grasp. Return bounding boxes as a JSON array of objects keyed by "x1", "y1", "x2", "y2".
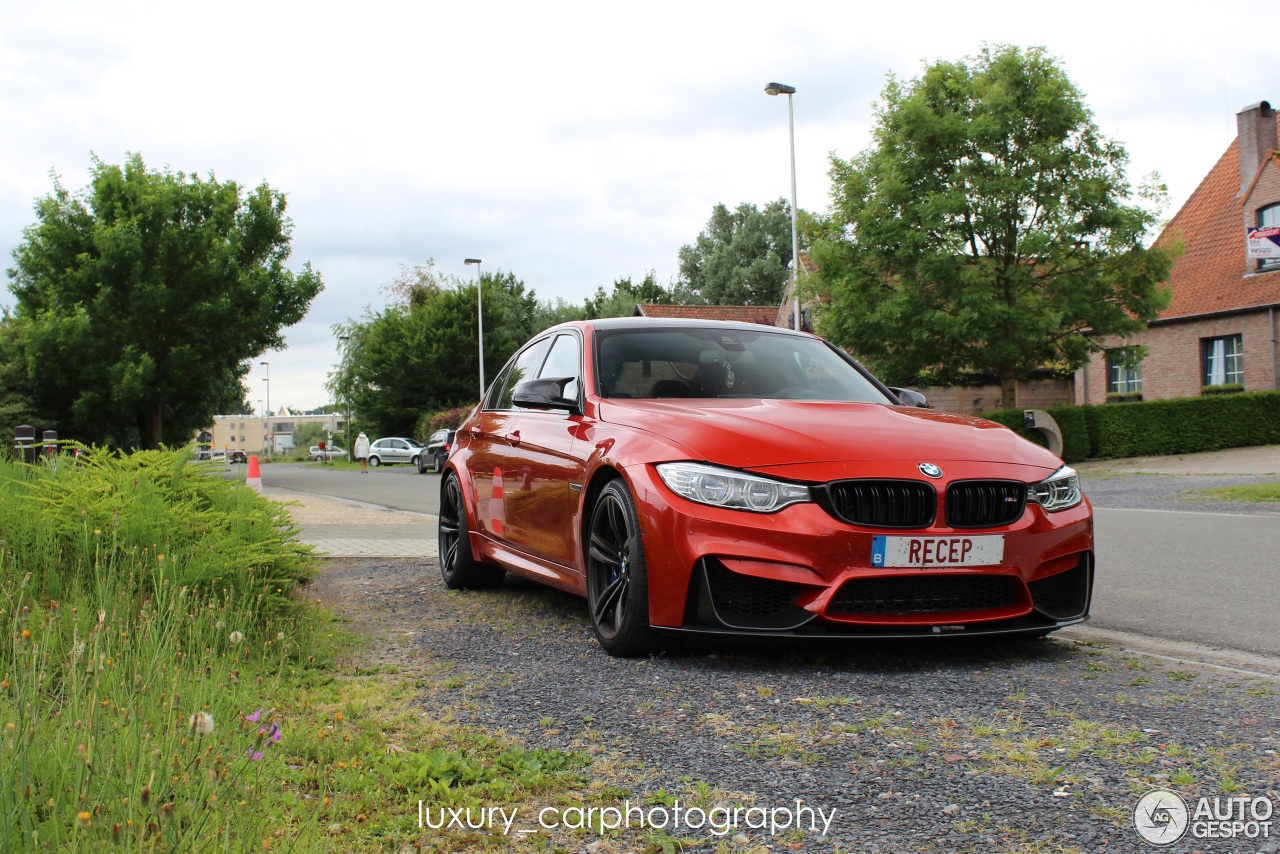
[
  {"x1": 0, "y1": 447, "x2": 318, "y2": 849},
  {"x1": 981, "y1": 390, "x2": 1280, "y2": 463}
]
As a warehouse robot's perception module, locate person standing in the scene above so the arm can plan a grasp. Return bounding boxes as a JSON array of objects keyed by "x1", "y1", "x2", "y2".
[{"x1": 354, "y1": 432, "x2": 371, "y2": 474}]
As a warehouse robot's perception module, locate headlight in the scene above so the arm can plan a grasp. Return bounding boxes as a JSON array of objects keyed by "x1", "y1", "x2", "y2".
[
  {"x1": 1027, "y1": 466, "x2": 1082, "y2": 512},
  {"x1": 656, "y1": 462, "x2": 811, "y2": 514}
]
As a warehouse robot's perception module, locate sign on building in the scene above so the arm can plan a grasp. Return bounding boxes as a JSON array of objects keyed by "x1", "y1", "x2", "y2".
[{"x1": 1247, "y1": 225, "x2": 1280, "y2": 259}]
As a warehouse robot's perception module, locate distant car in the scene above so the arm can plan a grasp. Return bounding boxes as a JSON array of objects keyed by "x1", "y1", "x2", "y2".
[
  {"x1": 309, "y1": 445, "x2": 346, "y2": 461},
  {"x1": 368, "y1": 437, "x2": 425, "y2": 467},
  {"x1": 229, "y1": 450, "x2": 248, "y2": 464},
  {"x1": 418, "y1": 428, "x2": 457, "y2": 474}
]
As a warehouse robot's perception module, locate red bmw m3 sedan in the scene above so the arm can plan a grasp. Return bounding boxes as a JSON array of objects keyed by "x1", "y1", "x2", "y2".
[{"x1": 438, "y1": 318, "x2": 1092, "y2": 656}]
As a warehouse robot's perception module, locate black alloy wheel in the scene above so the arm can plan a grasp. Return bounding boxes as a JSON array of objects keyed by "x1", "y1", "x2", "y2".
[
  {"x1": 438, "y1": 474, "x2": 505, "y2": 589},
  {"x1": 585, "y1": 479, "x2": 658, "y2": 657}
]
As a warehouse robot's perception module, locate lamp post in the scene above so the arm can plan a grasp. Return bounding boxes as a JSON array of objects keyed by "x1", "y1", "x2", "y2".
[
  {"x1": 338, "y1": 335, "x2": 352, "y2": 461},
  {"x1": 257, "y1": 399, "x2": 265, "y2": 457},
  {"x1": 260, "y1": 361, "x2": 271, "y2": 460},
  {"x1": 465, "y1": 258, "x2": 485, "y2": 400},
  {"x1": 764, "y1": 81, "x2": 801, "y2": 332}
]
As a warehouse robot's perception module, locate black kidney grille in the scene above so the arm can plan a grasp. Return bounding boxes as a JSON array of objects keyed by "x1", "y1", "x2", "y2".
[
  {"x1": 946, "y1": 481, "x2": 1027, "y2": 528},
  {"x1": 827, "y1": 480, "x2": 935, "y2": 528},
  {"x1": 829, "y1": 575, "x2": 1020, "y2": 615}
]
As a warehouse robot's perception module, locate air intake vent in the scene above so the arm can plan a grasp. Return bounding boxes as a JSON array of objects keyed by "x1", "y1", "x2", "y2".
[
  {"x1": 829, "y1": 575, "x2": 1019, "y2": 615},
  {"x1": 946, "y1": 481, "x2": 1026, "y2": 528},
  {"x1": 825, "y1": 480, "x2": 935, "y2": 528}
]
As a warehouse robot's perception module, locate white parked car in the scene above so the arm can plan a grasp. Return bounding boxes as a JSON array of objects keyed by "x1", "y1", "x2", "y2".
[
  {"x1": 309, "y1": 445, "x2": 346, "y2": 461},
  {"x1": 368, "y1": 437, "x2": 425, "y2": 467}
]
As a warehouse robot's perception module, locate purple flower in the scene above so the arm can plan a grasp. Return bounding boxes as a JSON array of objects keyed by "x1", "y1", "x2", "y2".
[{"x1": 242, "y1": 709, "x2": 262, "y2": 723}]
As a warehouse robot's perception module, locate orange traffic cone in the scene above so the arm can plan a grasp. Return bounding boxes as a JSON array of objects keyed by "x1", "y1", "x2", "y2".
[{"x1": 246, "y1": 454, "x2": 262, "y2": 493}]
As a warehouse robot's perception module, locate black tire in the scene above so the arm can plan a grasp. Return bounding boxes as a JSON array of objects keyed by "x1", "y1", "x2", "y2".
[
  {"x1": 432, "y1": 453, "x2": 446, "y2": 473},
  {"x1": 416, "y1": 454, "x2": 429, "y2": 474},
  {"x1": 411, "y1": 454, "x2": 421, "y2": 468},
  {"x1": 369, "y1": 455, "x2": 381, "y2": 467},
  {"x1": 585, "y1": 479, "x2": 658, "y2": 657},
  {"x1": 438, "y1": 474, "x2": 505, "y2": 589}
]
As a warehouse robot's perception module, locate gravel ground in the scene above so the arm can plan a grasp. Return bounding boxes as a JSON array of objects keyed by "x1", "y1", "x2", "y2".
[{"x1": 298, "y1": 469, "x2": 1280, "y2": 853}]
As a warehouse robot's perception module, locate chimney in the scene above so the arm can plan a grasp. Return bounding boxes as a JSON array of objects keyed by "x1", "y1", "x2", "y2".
[{"x1": 1237, "y1": 100, "x2": 1277, "y2": 196}]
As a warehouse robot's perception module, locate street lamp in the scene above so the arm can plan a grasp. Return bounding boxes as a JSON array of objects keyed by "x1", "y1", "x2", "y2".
[
  {"x1": 338, "y1": 335, "x2": 353, "y2": 461},
  {"x1": 257, "y1": 399, "x2": 265, "y2": 457},
  {"x1": 765, "y1": 81, "x2": 801, "y2": 331},
  {"x1": 260, "y1": 361, "x2": 271, "y2": 460},
  {"x1": 465, "y1": 258, "x2": 484, "y2": 400}
]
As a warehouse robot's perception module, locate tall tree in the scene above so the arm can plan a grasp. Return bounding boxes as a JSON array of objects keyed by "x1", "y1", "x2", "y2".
[
  {"x1": 330, "y1": 264, "x2": 539, "y2": 437},
  {"x1": 582, "y1": 273, "x2": 674, "y2": 319},
  {"x1": 7, "y1": 153, "x2": 323, "y2": 448},
  {"x1": 808, "y1": 45, "x2": 1174, "y2": 406},
  {"x1": 678, "y1": 199, "x2": 798, "y2": 305}
]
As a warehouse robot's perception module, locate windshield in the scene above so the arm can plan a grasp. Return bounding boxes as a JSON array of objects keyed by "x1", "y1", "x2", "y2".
[{"x1": 594, "y1": 327, "x2": 895, "y2": 403}]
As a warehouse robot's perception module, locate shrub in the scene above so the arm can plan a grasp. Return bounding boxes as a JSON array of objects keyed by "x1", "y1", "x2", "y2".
[
  {"x1": 0, "y1": 446, "x2": 322, "y2": 849},
  {"x1": 981, "y1": 390, "x2": 1280, "y2": 462},
  {"x1": 414, "y1": 406, "x2": 474, "y2": 445}
]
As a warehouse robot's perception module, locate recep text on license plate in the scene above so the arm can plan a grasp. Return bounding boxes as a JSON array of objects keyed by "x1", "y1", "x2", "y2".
[{"x1": 870, "y1": 535, "x2": 1004, "y2": 568}]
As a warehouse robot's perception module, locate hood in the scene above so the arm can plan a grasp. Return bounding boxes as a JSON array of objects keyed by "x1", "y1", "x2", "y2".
[{"x1": 598, "y1": 398, "x2": 1062, "y2": 474}]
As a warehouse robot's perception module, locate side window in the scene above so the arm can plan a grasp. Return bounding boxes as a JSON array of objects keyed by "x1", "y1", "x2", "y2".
[
  {"x1": 492, "y1": 337, "x2": 553, "y2": 410},
  {"x1": 538, "y1": 334, "x2": 581, "y2": 400}
]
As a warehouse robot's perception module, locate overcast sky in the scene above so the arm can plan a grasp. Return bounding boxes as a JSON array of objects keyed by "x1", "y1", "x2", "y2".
[{"x1": 0, "y1": 1, "x2": 1262, "y2": 412}]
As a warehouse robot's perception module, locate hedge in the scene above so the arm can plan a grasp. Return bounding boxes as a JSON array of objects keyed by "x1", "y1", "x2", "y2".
[{"x1": 979, "y1": 390, "x2": 1280, "y2": 463}]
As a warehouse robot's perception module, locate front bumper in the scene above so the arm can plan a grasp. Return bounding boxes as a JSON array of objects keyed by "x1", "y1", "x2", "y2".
[{"x1": 625, "y1": 462, "x2": 1094, "y2": 638}]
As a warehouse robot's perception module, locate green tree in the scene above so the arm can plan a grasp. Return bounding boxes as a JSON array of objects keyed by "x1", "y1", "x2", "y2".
[
  {"x1": 7, "y1": 153, "x2": 322, "y2": 448},
  {"x1": 808, "y1": 45, "x2": 1174, "y2": 406},
  {"x1": 330, "y1": 263, "x2": 539, "y2": 437},
  {"x1": 678, "y1": 199, "x2": 798, "y2": 305},
  {"x1": 582, "y1": 272, "x2": 674, "y2": 319},
  {"x1": 0, "y1": 310, "x2": 43, "y2": 448}
]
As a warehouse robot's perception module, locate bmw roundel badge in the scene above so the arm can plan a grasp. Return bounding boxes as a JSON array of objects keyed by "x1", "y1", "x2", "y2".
[{"x1": 918, "y1": 462, "x2": 943, "y2": 479}]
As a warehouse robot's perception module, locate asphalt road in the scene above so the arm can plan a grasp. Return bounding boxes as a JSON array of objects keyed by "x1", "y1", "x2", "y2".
[
  {"x1": 259, "y1": 461, "x2": 442, "y2": 515},
  {"x1": 258, "y1": 461, "x2": 1280, "y2": 660}
]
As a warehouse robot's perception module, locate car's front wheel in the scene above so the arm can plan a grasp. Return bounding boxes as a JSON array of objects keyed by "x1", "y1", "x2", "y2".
[
  {"x1": 438, "y1": 474, "x2": 505, "y2": 589},
  {"x1": 431, "y1": 453, "x2": 446, "y2": 473},
  {"x1": 369, "y1": 455, "x2": 381, "y2": 467},
  {"x1": 586, "y1": 479, "x2": 658, "y2": 657},
  {"x1": 416, "y1": 454, "x2": 428, "y2": 474}
]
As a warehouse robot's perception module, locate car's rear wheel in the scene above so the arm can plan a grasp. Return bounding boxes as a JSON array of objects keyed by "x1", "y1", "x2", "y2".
[
  {"x1": 369, "y1": 455, "x2": 381, "y2": 467},
  {"x1": 438, "y1": 474, "x2": 505, "y2": 589},
  {"x1": 586, "y1": 479, "x2": 658, "y2": 657}
]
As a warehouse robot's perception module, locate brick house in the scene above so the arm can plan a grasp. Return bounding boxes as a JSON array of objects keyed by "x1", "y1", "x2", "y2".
[{"x1": 1076, "y1": 100, "x2": 1280, "y2": 404}]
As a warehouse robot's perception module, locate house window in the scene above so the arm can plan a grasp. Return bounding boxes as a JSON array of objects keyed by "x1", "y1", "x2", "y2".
[
  {"x1": 1202, "y1": 335, "x2": 1244, "y2": 389},
  {"x1": 1105, "y1": 349, "x2": 1142, "y2": 401},
  {"x1": 1260, "y1": 204, "x2": 1280, "y2": 271}
]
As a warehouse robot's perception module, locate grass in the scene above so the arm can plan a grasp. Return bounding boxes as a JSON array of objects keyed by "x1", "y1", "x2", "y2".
[
  {"x1": 1194, "y1": 483, "x2": 1280, "y2": 503},
  {"x1": 0, "y1": 448, "x2": 588, "y2": 852}
]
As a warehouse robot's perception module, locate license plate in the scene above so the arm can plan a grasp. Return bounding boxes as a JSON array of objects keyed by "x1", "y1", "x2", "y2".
[{"x1": 871, "y1": 535, "x2": 1004, "y2": 568}]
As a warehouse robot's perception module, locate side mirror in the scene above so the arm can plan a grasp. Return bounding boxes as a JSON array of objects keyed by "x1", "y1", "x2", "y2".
[
  {"x1": 888, "y1": 387, "x2": 929, "y2": 408},
  {"x1": 512, "y1": 377, "x2": 581, "y2": 412}
]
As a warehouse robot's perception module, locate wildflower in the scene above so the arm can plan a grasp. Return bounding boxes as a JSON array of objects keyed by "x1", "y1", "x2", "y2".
[
  {"x1": 243, "y1": 709, "x2": 262, "y2": 723},
  {"x1": 189, "y1": 712, "x2": 215, "y2": 736},
  {"x1": 229, "y1": 631, "x2": 244, "y2": 644},
  {"x1": 76, "y1": 810, "x2": 92, "y2": 828},
  {"x1": 276, "y1": 632, "x2": 284, "y2": 640}
]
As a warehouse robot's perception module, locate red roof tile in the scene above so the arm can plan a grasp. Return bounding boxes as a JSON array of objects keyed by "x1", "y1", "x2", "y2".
[
  {"x1": 1157, "y1": 133, "x2": 1280, "y2": 320},
  {"x1": 633, "y1": 304, "x2": 782, "y2": 326}
]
